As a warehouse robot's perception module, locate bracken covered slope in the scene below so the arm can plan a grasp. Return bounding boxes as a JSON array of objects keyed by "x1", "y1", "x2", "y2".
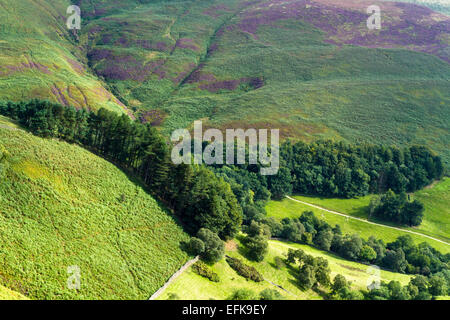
[{"x1": 0, "y1": 116, "x2": 190, "y2": 299}]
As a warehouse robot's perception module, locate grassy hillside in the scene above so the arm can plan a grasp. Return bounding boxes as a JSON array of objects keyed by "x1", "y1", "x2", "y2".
[
  {"x1": 0, "y1": 0, "x2": 127, "y2": 113},
  {"x1": 266, "y1": 197, "x2": 450, "y2": 254},
  {"x1": 157, "y1": 238, "x2": 411, "y2": 300},
  {"x1": 74, "y1": 0, "x2": 450, "y2": 168},
  {"x1": 411, "y1": 178, "x2": 450, "y2": 242},
  {"x1": 289, "y1": 177, "x2": 450, "y2": 243},
  {"x1": 0, "y1": 116, "x2": 190, "y2": 299}
]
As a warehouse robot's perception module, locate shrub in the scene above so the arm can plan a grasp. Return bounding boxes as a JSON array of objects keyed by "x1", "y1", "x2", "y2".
[
  {"x1": 274, "y1": 256, "x2": 285, "y2": 269},
  {"x1": 167, "y1": 293, "x2": 180, "y2": 300},
  {"x1": 225, "y1": 256, "x2": 264, "y2": 282},
  {"x1": 192, "y1": 261, "x2": 220, "y2": 282}
]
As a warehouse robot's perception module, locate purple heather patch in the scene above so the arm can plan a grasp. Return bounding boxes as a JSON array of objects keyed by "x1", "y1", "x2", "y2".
[
  {"x1": 88, "y1": 49, "x2": 163, "y2": 81},
  {"x1": 66, "y1": 57, "x2": 85, "y2": 74},
  {"x1": 176, "y1": 38, "x2": 200, "y2": 51},
  {"x1": 199, "y1": 77, "x2": 264, "y2": 92},
  {"x1": 51, "y1": 85, "x2": 69, "y2": 106},
  {"x1": 172, "y1": 63, "x2": 197, "y2": 84},
  {"x1": 202, "y1": 4, "x2": 231, "y2": 18},
  {"x1": 0, "y1": 58, "x2": 51, "y2": 76},
  {"x1": 139, "y1": 109, "x2": 167, "y2": 126},
  {"x1": 232, "y1": 0, "x2": 449, "y2": 62}
]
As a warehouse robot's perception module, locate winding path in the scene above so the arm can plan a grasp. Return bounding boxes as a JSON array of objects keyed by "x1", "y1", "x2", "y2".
[{"x1": 285, "y1": 196, "x2": 449, "y2": 246}]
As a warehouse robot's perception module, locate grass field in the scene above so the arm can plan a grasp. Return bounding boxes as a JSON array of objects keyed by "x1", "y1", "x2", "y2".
[
  {"x1": 266, "y1": 196, "x2": 450, "y2": 254},
  {"x1": 413, "y1": 178, "x2": 450, "y2": 242},
  {"x1": 157, "y1": 238, "x2": 411, "y2": 300},
  {"x1": 287, "y1": 178, "x2": 450, "y2": 244},
  {"x1": 0, "y1": 117, "x2": 190, "y2": 299}
]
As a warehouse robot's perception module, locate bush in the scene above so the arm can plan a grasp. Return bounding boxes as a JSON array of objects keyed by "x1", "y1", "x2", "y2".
[
  {"x1": 196, "y1": 228, "x2": 225, "y2": 263},
  {"x1": 192, "y1": 261, "x2": 220, "y2": 282},
  {"x1": 167, "y1": 293, "x2": 180, "y2": 300},
  {"x1": 274, "y1": 256, "x2": 285, "y2": 269},
  {"x1": 226, "y1": 256, "x2": 264, "y2": 282},
  {"x1": 244, "y1": 235, "x2": 268, "y2": 262}
]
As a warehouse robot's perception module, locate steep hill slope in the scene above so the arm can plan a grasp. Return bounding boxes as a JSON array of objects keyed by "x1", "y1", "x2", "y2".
[
  {"x1": 0, "y1": 0, "x2": 127, "y2": 113},
  {"x1": 0, "y1": 116, "x2": 190, "y2": 299}
]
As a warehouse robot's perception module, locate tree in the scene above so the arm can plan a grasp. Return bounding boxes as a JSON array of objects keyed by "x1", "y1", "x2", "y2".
[
  {"x1": 314, "y1": 257, "x2": 331, "y2": 287},
  {"x1": 269, "y1": 167, "x2": 292, "y2": 200},
  {"x1": 298, "y1": 265, "x2": 316, "y2": 290},
  {"x1": 382, "y1": 249, "x2": 407, "y2": 273},
  {"x1": 402, "y1": 200, "x2": 424, "y2": 226},
  {"x1": 337, "y1": 287, "x2": 364, "y2": 300},
  {"x1": 409, "y1": 275, "x2": 429, "y2": 294},
  {"x1": 181, "y1": 167, "x2": 243, "y2": 238},
  {"x1": 314, "y1": 230, "x2": 333, "y2": 251},
  {"x1": 429, "y1": 275, "x2": 447, "y2": 297},
  {"x1": 332, "y1": 274, "x2": 348, "y2": 294},
  {"x1": 245, "y1": 235, "x2": 268, "y2": 262},
  {"x1": 196, "y1": 228, "x2": 225, "y2": 263},
  {"x1": 246, "y1": 220, "x2": 271, "y2": 238},
  {"x1": 340, "y1": 234, "x2": 363, "y2": 260},
  {"x1": 387, "y1": 281, "x2": 410, "y2": 300},
  {"x1": 228, "y1": 289, "x2": 256, "y2": 300},
  {"x1": 188, "y1": 237, "x2": 205, "y2": 255},
  {"x1": 359, "y1": 245, "x2": 377, "y2": 263}
]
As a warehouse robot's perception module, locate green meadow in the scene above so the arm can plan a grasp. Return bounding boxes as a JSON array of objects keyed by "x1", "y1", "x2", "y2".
[
  {"x1": 266, "y1": 197, "x2": 450, "y2": 254},
  {"x1": 288, "y1": 178, "x2": 450, "y2": 244},
  {"x1": 0, "y1": 117, "x2": 190, "y2": 299},
  {"x1": 158, "y1": 238, "x2": 411, "y2": 300}
]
